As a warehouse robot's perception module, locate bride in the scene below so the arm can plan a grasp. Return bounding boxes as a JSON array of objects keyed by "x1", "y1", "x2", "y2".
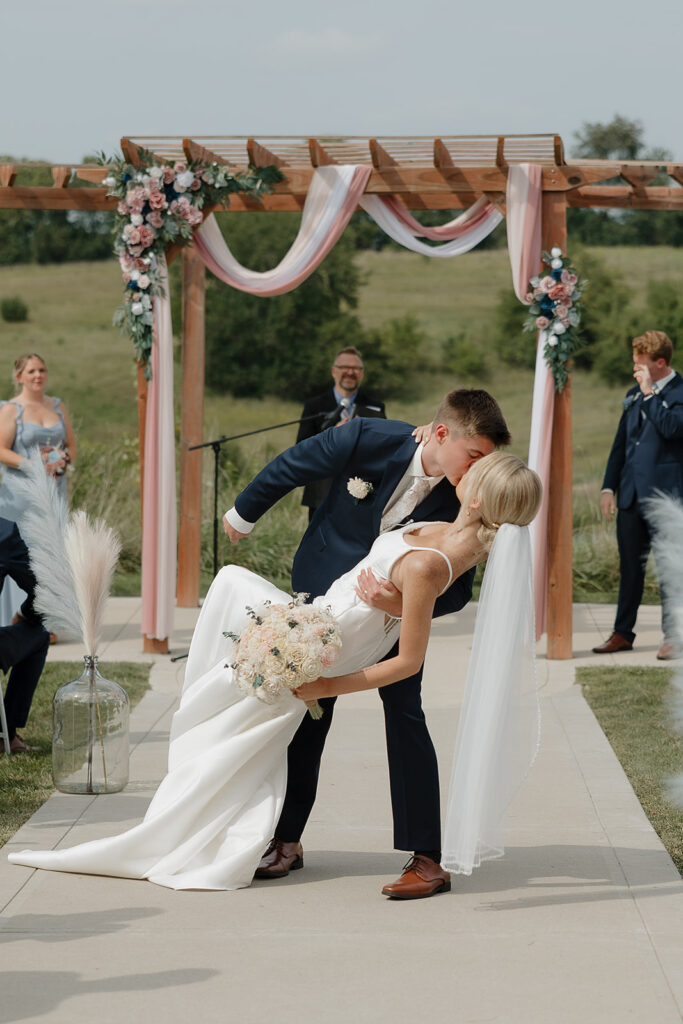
[{"x1": 10, "y1": 452, "x2": 541, "y2": 891}]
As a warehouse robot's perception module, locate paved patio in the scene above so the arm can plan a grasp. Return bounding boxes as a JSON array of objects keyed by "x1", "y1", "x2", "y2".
[{"x1": 1, "y1": 599, "x2": 682, "y2": 1023}]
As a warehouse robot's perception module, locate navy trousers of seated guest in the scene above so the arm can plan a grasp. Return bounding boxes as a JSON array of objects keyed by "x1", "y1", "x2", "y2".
[
  {"x1": 275, "y1": 643, "x2": 441, "y2": 854},
  {"x1": 0, "y1": 620, "x2": 49, "y2": 739},
  {"x1": 615, "y1": 500, "x2": 674, "y2": 644}
]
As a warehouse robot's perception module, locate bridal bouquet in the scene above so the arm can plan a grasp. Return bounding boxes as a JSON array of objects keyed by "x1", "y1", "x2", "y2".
[{"x1": 225, "y1": 599, "x2": 342, "y2": 719}]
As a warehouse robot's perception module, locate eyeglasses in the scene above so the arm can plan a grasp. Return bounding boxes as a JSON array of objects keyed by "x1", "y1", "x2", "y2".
[{"x1": 333, "y1": 365, "x2": 364, "y2": 372}]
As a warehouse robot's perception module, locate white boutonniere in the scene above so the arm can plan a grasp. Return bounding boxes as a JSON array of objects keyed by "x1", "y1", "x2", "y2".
[{"x1": 347, "y1": 477, "x2": 374, "y2": 503}]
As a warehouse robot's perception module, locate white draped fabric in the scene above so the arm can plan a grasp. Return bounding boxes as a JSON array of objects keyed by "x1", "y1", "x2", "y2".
[
  {"x1": 505, "y1": 164, "x2": 550, "y2": 638},
  {"x1": 442, "y1": 524, "x2": 539, "y2": 875},
  {"x1": 141, "y1": 256, "x2": 177, "y2": 640},
  {"x1": 360, "y1": 195, "x2": 503, "y2": 255},
  {"x1": 193, "y1": 165, "x2": 372, "y2": 296}
]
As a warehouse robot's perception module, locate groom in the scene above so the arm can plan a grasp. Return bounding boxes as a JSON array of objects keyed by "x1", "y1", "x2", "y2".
[{"x1": 224, "y1": 389, "x2": 511, "y2": 898}]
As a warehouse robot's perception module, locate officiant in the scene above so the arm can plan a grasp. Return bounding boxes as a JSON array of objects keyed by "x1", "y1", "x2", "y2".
[{"x1": 296, "y1": 346, "x2": 386, "y2": 521}]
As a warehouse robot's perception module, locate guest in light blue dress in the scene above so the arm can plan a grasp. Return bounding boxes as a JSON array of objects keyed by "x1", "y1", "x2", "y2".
[{"x1": 0, "y1": 353, "x2": 76, "y2": 625}]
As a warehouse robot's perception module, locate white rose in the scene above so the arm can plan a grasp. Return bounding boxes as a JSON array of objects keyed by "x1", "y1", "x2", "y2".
[
  {"x1": 102, "y1": 175, "x2": 116, "y2": 188},
  {"x1": 137, "y1": 274, "x2": 151, "y2": 289},
  {"x1": 131, "y1": 302, "x2": 144, "y2": 316},
  {"x1": 552, "y1": 321, "x2": 566, "y2": 335},
  {"x1": 130, "y1": 213, "x2": 143, "y2": 227},
  {"x1": 550, "y1": 246, "x2": 563, "y2": 258},
  {"x1": 129, "y1": 269, "x2": 140, "y2": 281},
  {"x1": 176, "y1": 170, "x2": 196, "y2": 189},
  {"x1": 150, "y1": 166, "x2": 163, "y2": 180},
  {"x1": 548, "y1": 337, "x2": 559, "y2": 347},
  {"x1": 550, "y1": 258, "x2": 563, "y2": 270}
]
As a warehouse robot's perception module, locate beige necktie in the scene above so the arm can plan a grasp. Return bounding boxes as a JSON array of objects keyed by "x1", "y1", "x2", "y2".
[{"x1": 381, "y1": 477, "x2": 433, "y2": 533}]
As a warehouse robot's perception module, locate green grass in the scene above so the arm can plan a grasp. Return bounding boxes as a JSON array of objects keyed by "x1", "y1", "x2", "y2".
[
  {"x1": 0, "y1": 661, "x2": 151, "y2": 847},
  {"x1": 0, "y1": 247, "x2": 673, "y2": 599},
  {"x1": 579, "y1": 666, "x2": 683, "y2": 875}
]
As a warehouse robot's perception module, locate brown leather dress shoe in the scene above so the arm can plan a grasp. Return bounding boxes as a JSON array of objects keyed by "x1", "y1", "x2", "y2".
[
  {"x1": 254, "y1": 839, "x2": 304, "y2": 879},
  {"x1": 592, "y1": 632, "x2": 633, "y2": 654},
  {"x1": 381, "y1": 855, "x2": 451, "y2": 900}
]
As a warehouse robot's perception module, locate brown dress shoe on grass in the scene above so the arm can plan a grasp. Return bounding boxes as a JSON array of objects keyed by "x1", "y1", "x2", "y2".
[
  {"x1": 592, "y1": 632, "x2": 633, "y2": 654},
  {"x1": 381, "y1": 855, "x2": 451, "y2": 900},
  {"x1": 254, "y1": 839, "x2": 303, "y2": 879}
]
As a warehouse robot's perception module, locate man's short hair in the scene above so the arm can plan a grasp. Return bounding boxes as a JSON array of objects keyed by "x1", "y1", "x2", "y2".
[
  {"x1": 433, "y1": 389, "x2": 511, "y2": 447},
  {"x1": 334, "y1": 346, "x2": 363, "y2": 364},
  {"x1": 632, "y1": 330, "x2": 673, "y2": 365}
]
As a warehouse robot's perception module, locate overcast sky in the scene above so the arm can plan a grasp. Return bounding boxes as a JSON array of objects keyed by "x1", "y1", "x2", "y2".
[{"x1": 2, "y1": 0, "x2": 681, "y2": 163}]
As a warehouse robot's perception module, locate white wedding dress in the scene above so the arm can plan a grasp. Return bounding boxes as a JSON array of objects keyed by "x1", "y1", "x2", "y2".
[{"x1": 9, "y1": 524, "x2": 455, "y2": 891}]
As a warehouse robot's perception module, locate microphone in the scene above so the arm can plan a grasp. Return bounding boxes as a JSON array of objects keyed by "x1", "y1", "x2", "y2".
[{"x1": 320, "y1": 397, "x2": 351, "y2": 430}]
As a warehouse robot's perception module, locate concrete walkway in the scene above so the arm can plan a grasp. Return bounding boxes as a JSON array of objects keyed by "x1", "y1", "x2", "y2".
[{"x1": 1, "y1": 599, "x2": 682, "y2": 1023}]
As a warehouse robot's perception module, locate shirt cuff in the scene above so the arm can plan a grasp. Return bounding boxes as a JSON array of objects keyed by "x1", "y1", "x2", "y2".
[
  {"x1": 224, "y1": 506, "x2": 255, "y2": 534},
  {"x1": 601, "y1": 488, "x2": 614, "y2": 494}
]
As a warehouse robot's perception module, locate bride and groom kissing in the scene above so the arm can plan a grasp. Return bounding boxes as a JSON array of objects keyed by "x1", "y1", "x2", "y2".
[{"x1": 10, "y1": 388, "x2": 541, "y2": 898}]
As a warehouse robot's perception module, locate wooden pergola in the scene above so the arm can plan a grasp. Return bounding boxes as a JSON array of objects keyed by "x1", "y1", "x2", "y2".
[{"x1": 3, "y1": 133, "x2": 683, "y2": 657}]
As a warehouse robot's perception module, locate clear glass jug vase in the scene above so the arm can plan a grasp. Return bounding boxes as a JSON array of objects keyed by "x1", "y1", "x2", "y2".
[{"x1": 52, "y1": 656, "x2": 129, "y2": 794}]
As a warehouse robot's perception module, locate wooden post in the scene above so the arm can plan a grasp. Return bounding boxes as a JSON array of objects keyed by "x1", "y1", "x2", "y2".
[
  {"x1": 177, "y1": 246, "x2": 205, "y2": 606},
  {"x1": 542, "y1": 191, "x2": 573, "y2": 659},
  {"x1": 138, "y1": 358, "x2": 169, "y2": 654}
]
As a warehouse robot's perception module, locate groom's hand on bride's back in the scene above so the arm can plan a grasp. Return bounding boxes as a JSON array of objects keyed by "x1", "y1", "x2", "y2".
[
  {"x1": 223, "y1": 516, "x2": 249, "y2": 544},
  {"x1": 355, "y1": 568, "x2": 403, "y2": 618}
]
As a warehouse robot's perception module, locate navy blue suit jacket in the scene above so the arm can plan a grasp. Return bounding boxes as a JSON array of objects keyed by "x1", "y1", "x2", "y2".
[
  {"x1": 602, "y1": 372, "x2": 683, "y2": 508},
  {"x1": 235, "y1": 417, "x2": 474, "y2": 615}
]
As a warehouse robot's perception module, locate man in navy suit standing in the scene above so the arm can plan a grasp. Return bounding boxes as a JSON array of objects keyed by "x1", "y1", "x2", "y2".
[
  {"x1": 593, "y1": 331, "x2": 683, "y2": 660},
  {"x1": 0, "y1": 517, "x2": 49, "y2": 752},
  {"x1": 223, "y1": 389, "x2": 511, "y2": 898}
]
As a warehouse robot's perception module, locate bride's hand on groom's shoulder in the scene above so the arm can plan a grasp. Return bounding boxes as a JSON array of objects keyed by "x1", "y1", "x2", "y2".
[
  {"x1": 411, "y1": 423, "x2": 432, "y2": 445},
  {"x1": 355, "y1": 568, "x2": 403, "y2": 618}
]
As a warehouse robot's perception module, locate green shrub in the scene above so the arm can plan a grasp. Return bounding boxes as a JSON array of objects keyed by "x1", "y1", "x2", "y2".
[
  {"x1": 1, "y1": 296, "x2": 28, "y2": 322},
  {"x1": 441, "y1": 332, "x2": 489, "y2": 380}
]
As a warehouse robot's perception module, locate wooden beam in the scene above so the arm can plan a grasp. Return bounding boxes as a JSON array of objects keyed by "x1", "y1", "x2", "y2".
[
  {"x1": 0, "y1": 164, "x2": 17, "y2": 187},
  {"x1": 619, "y1": 164, "x2": 662, "y2": 189},
  {"x1": 120, "y1": 138, "x2": 145, "y2": 166},
  {"x1": 369, "y1": 139, "x2": 397, "y2": 169},
  {"x1": 247, "y1": 139, "x2": 288, "y2": 167},
  {"x1": 553, "y1": 135, "x2": 566, "y2": 165},
  {"x1": 668, "y1": 165, "x2": 683, "y2": 187},
  {"x1": 182, "y1": 138, "x2": 233, "y2": 167},
  {"x1": 308, "y1": 138, "x2": 337, "y2": 166},
  {"x1": 0, "y1": 186, "x2": 117, "y2": 211},
  {"x1": 74, "y1": 166, "x2": 112, "y2": 185},
  {"x1": 177, "y1": 246, "x2": 205, "y2": 608},
  {"x1": 542, "y1": 190, "x2": 572, "y2": 660},
  {"x1": 433, "y1": 139, "x2": 454, "y2": 169},
  {"x1": 495, "y1": 136, "x2": 507, "y2": 169},
  {"x1": 51, "y1": 166, "x2": 72, "y2": 188},
  {"x1": 568, "y1": 185, "x2": 683, "y2": 210}
]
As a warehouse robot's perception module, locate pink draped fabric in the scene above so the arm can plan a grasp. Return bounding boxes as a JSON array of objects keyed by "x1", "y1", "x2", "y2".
[
  {"x1": 141, "y1": 256, "x2": 177, "y2": 640},
  {"x1": 379, "y1": 195, "x2": 499, "y2": 241},
  {"x1": 193, "y1": 165, "x2": 372, "y2": 296},
  {"x1": 505, "y1": 165, "x2": 550, "y2": 638}
]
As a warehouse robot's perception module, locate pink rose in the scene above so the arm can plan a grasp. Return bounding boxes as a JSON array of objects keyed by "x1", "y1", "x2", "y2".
[
  {"x1": 525, "y1": 292, "x2": 535, "y2": 303},
  {"x1": 123, "y1": 225, "x2": 141, "y2": 244},
  {"x1": 138, "y1": 225, "x2": 155, "y2": 248},
  {"x1": 127, "y1": 196, "x2": 144, "y2": 214},
  {"x1": 146, "y1": 211, "x2": 164, "y2": 228},
  {"x1": 190, "y1": 178, "x2": 202, "y2": 191},
  {"x1": 117, "y1": 201, "x2": 128, "y2": 216},
  {"x1": 174, "y1": 162, "x2": 187, "y2": 175},
  {"x1": 148, "y1": 188, "x2": 167, "y2": 210},
  {"x1": 134, "y1": 258, "x2": 149, "y2": 270},
  {"x1": 554, "y1": 305, "x2": 568, "y2": 319},
  {"x1": 548, "y1": 284, "x2": 569, "y2": 301},
  {"x1": 186, "y1": 206, "x2": 203, "y2": 226},
  {"x1": 540, "y1": 276, "x2": 556, "y2": 293},
  {"x1": 128, "y1": 245, "x2": 143, "y2": 257},
  {"x1": 162, "y1": 166, "x2": 175, "y2": 185},
  {"x1": 536, "y1": 316, "x2": 550, "y2": 329}
]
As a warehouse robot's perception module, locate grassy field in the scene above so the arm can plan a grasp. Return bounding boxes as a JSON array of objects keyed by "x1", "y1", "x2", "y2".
[
  {"x1": 580, "y1": 666, "x2": 683, "y2": 876},
  {"x1": 0, "y1": 245, "x2": 678, "y2": 596}
]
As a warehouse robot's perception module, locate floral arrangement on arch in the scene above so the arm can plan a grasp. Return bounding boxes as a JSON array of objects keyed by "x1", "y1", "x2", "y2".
[
  {"x1": 522, "y1": 247, "x2": 586, "y2": 392},
  {"x1": 100, "y1": 151, "x2": 282, "y2": 372},
  {"x1": 224, "y1": 597, "x2": 342, "y2": 719}
]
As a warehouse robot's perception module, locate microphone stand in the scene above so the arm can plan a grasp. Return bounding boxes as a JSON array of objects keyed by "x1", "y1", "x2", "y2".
[{"x1": 170, "y1": 410, "x2": 339, "y2": 663}]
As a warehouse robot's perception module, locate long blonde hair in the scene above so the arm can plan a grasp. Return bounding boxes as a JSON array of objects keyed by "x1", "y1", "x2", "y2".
[{"x1": 460, "y1": 452, "x2": 542, "y2": 549}]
